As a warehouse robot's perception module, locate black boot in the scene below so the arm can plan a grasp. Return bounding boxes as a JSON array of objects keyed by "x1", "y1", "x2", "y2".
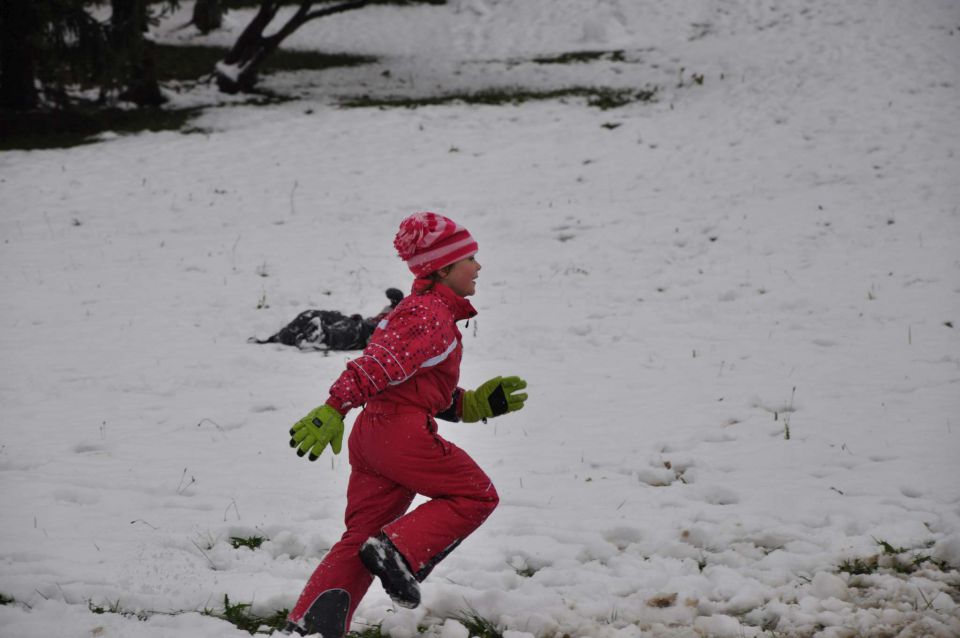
[
  {"x1": 283, "y1": 588, "x2": 350, "y2": 637},
  {"x1": 359, "y1": 533, "x2": 420, "y2": 609}
]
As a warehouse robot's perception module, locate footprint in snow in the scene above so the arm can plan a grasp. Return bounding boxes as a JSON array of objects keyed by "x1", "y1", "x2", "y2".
[
  {"x1": 637, "y1": 466, "x2": 678, "y2": 487},
  {"x1": 73, "y1": 441, "x2": 108, "y2": 454},
  {"x1": 637, "y1": 457, "x2": 694, "y2": 486},
  {"x1": 701, "y1": 431, "x2": 738, "y2": 443},
  {"x1": 696, "y1": 485, "x2": 741, "y2": 505},
  {"x1": 251, "y1": 404, "x2": 278, "y2": 413},
  {"x1": 52, "y1": 487, "x2": 100, "y2": 505},
  {"x1": 602, "y1": 525, "x2": 644, "y2": 550},
  {"x1": 899, "y1": 485, "x2": 924, "y2": 498}
]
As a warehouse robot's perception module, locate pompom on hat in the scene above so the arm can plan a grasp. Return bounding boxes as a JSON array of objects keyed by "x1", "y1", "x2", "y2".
[{"x1": 394, "y1": 212, "x2": 478, "y2": 277}]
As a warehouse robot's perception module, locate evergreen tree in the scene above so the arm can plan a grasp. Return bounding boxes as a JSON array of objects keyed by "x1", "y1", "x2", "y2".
[
  {"x1": 0, "y1": 0, "x2": 42, "y2": 109},
  {"x1": 0, "y1": 0, "x2": 175, "y2": 111}
]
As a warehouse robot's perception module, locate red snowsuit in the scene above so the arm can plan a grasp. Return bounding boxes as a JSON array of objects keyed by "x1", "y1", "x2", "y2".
[{"x1": 289, "y1": 280, "x2": 499, "y2": 629}]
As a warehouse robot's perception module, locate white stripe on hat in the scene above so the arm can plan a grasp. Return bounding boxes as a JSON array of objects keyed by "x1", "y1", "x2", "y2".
[{"x1": 406, "y1": 235, "x2": 477, "y2": 268}]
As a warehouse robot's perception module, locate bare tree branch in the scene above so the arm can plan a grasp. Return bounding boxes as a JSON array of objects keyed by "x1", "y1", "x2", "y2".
[{"x1": 304, "y1": 0, "x2": 370, "y2": 22}]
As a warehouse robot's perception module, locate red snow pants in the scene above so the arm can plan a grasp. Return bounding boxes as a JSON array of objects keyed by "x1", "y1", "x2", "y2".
[{"x1": 289, "y1": 402, "x2": 499, "y2": 629}]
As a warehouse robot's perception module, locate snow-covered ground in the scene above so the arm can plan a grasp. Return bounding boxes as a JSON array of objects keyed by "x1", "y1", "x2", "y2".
[{"x1": 2, "y1": 1, "x2": 959, "y2": 636}]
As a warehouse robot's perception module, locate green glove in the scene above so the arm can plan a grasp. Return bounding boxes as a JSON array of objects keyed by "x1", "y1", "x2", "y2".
[
  {"x1": 462, "y1": 376, "x2": 528, "y2": 423},
  {"x1": 289, "y1": 405, "x2": 344, "y2": 461}
]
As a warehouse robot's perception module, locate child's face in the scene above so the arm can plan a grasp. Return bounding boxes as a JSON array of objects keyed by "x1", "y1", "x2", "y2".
[{"x1": 439, "y1": 255, "x2": 481, "y2": 297}]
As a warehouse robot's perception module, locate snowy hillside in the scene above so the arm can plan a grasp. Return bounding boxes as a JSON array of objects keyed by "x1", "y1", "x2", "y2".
[{"x1": 1, "y1": 1, "x2": 959, "y2": 637}]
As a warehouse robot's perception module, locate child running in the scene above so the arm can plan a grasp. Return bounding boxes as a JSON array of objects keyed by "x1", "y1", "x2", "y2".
[{"x1": 283, "y1": 212, "x2": 529, "y2": 637}]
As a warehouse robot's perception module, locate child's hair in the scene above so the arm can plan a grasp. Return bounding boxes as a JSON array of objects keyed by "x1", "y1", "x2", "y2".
[{"x1": 416, "y1": 270, "x2": 447, "y2": 295}]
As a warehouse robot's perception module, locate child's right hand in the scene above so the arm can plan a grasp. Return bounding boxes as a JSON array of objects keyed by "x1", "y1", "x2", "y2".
[{"x1": 289, "y1": 405, "x2": 345, "y2": 461}]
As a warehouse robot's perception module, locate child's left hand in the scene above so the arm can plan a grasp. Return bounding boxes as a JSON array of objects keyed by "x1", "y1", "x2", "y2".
[{"x1": 462, "y1": 375, "x2": 528, "y2": 423}]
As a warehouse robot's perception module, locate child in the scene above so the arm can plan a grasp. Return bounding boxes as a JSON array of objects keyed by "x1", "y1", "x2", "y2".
[{"x1": 284, "y1": 212, "x2": 529, "y2": 637}]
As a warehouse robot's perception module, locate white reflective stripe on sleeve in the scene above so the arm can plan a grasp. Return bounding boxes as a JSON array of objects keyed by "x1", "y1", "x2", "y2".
[
  {"x1": 421, "y1": 339, "x2": 458, "y2": 369},
  {"x1": 367, "y1": 342, "x2": 409, "y2": 381},
  {"x1": 378, "y1": 319, "x2": 389, "y2": 330},
  {"x1": 349, "y1": 357, "x2": 383, "y2": 391}
]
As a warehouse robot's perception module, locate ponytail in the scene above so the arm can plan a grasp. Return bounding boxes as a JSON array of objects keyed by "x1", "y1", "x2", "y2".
[{"x1": 416, "y1": 267, "x2": 450, "y2": 295}]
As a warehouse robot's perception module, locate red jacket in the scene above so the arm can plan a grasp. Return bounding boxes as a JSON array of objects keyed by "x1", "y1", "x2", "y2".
[{"x1": 325, "y1": 280, "x2": 477, "y2": 416}]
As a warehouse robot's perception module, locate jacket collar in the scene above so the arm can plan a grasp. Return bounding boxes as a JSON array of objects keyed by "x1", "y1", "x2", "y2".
[{"x1": 411, "y1": 279, "x2": 477, "y2": 322}]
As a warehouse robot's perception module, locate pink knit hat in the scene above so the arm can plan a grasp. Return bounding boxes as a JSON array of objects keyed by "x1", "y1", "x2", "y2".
[{"x1": 394, "y1": 212, "x2": 478, "y2": 278}]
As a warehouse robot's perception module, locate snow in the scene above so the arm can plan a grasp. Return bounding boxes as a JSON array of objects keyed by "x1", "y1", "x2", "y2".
[{"x1": 2, "y1": 0, "x2": 959, "y2": 636}]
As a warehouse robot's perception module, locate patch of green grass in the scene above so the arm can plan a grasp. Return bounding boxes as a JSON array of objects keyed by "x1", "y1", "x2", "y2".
[
  {"x1": 512, "y1": 564, "x2": 537, "y2": 578},
  {"x1": 0, "y1": 104, "x2": 206, "y2": 151},
  {"x1": 88, "y1": 599, "x2": 150, "y2": 621},
  {"x1": 84, "y1": 594, "x2": 292, "y2": 634},
  {"x1": 837, "y1": 538, "x2": 956, "y2": 577},
  {"x1": 347, "y1": 624, "x2": 387, "y2": 638},
  {"x1": 154, "y1": 44, "x2": 376, "y2": 82},
  {"x1": 838, "y1": 556, "x2": 878, "y2": 575},
  {"x1": 230, "y1": 535, "x2": 267, "y2": 550},
  {"x1": 266, "y1": 49, "x2": 377, "y2": 74},
  {"x1": 875, "y1": 537, "x2": 909, "y2": 556},
  {"x1": 697, "y1": 555, "x2": 708, "y2": 572},
  {"x1": 533, "y1": 50, "x2": 627, "y2": 64},
  {"x1": 203, "y1": 595, "x2": 290, "y2": 635},
  {"x1": 154, "y1": 44, "x2": 226, "y2": 81},
  {"x1": 340, "y1": 85, "x2": 657, "y2": 110},
  {"x1": 453, "y1": 609, "x2": 504, "y2": 638},
  {"x1": 587, "y1": 87, "x2": 657, "y2": 110}
]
